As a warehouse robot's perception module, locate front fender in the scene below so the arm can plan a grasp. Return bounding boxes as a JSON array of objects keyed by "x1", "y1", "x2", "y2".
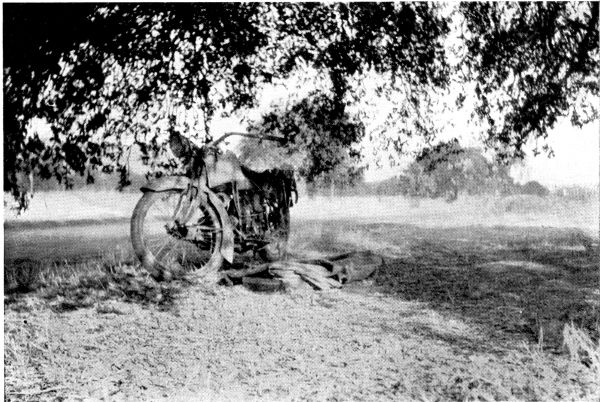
[
  {"x1": 140, "y1": 175, "x2": 191, "y2": 193},
  {"x1": 141, "y1": 176, "x2": 234, "y2": 263}
]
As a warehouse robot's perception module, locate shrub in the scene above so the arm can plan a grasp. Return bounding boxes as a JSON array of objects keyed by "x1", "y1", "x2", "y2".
[{"x1": 519, "y1": 180, "x2": 550, "y2": 197}]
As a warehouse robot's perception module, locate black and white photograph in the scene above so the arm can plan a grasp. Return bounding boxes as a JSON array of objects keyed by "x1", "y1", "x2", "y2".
[{"x1": 3, "y1": 2, "x2": 599, "y2": 400}]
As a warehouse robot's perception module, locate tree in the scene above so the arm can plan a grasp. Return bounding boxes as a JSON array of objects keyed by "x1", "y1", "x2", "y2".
[
  {"x1": 402, "y1": 140, "x2": 515, "y2": 201},
  {"x1": 243, "y1": 92, "x2": 365, "y2": 188},
  {"x1": 3, "y1": 3, "x2": 598, "y2": 209},
  {"x1": 4, "y1": 4, "x2": 97, "y2": 207},
  {"x1": 460, "y1": 2, "x2": 599, "y2": 160},
  {"x1": 4, "y1": 3, "x2": 451, "y2": 206},
  {"x1": 269, "y1": 2, "x2": 451, "y2": 158},
  {"x1": 4, "y1": 3, "x2": 271, "y2": 208},
  {"x1": 243, "y1": 3, "x2": 449, "y2": 189}
]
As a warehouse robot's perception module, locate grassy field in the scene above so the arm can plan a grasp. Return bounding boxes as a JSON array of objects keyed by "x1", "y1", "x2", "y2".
[
  {"x1": 5, "y1": 190, "x2": 599, "y2": 235},
  {"x1": 4, "y1": 191, "x2": 600, "y2": 400}
]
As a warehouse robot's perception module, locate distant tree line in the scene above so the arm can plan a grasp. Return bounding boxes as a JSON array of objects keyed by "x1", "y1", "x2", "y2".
[
  {"x1": 307, "y1": 141, "x2": 570, "y2": 201},
  {"x1": 25, "y1": 139, "x2": 598, "y2": 204}
]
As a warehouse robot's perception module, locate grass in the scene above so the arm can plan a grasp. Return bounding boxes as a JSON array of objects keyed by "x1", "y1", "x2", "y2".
[
  {"x1": 564, "y1": 322, "x2": 600, "y2": 369},
  {"x1": 293, "y1": 222, "x2": 600, "y2": 350},
  {"x1": 4, "y1": 252, "x2": 191, "y2": 313},
  {"x1": 4, "y1": 238, "x2": 600, "y2": 400},
  {"x1": 4, "y1": 192, "x2": 600, "y2": 400},
  {"x1": 6, "y1": 191, "x2": 599, "y2": 233}
]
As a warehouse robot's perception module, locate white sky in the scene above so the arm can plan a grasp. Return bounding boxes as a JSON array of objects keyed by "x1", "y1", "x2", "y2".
[{"x1": 510, "y1": 120, "x2": 599, "y2": 188}]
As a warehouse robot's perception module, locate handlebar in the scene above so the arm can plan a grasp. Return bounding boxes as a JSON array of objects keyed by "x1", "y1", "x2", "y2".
[
  {"x1": 169, "y1": 130, "x2": 287, "y2": 160},
  {"x1": 207, "y1": 132, "x2": 287, "y2": 148}
]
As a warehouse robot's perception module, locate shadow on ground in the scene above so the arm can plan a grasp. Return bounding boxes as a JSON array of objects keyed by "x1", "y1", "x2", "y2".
[
  {"x1": 290, "y1": 220, "x2": 600, "y2": 351},
  {"x1": 4, "y1": 256, "x2": 191, "y2": 313},
  {"x1": 4, "y1": 219, "x2": 599, "y2": 351}
]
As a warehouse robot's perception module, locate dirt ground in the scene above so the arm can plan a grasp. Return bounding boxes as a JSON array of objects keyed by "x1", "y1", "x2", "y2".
[
  {"x1": 4, "y1": 195, "x2": 600, "y2": 401},
  {"x1": 5, "y1": 282, "x2": 597, "y2": 401}
]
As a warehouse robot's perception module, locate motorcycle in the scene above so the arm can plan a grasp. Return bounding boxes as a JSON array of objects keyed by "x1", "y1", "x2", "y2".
[{"x1": 130, "y1": 130, "x2": 297, "y2": 279}]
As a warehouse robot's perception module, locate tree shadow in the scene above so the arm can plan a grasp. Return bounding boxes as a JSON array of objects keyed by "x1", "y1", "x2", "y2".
[
  {"x1": 3, "y1": 256, "x2": 192, "y2": 313},
  {"x1": 5, "y1": 219, "x2": 598, "y2": 353},
  {"x1": 292, "y1": 220, "x2": 600, "y2": 351}
]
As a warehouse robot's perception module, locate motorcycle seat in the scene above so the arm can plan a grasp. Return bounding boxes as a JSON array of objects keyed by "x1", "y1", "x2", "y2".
[
  {"x1": 240, "y1": 165, "x2": 280, "y2": 186},
  {"x1": 240, "y1": 165, "x2": 298, "y2": 206}
]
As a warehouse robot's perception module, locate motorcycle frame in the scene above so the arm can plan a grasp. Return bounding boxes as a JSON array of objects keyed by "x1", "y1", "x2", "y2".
[
  {"x1": 138, "y1": 131, "x2": 287, "y2": 265},
  {"x1": 140, "y1": 174, "x2": 236, "y2": 263}
]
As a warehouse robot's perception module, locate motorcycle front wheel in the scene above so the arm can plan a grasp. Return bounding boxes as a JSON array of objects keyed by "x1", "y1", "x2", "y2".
[{"x1": 131, "y1": 190, "x2": 224, "y2": 279}]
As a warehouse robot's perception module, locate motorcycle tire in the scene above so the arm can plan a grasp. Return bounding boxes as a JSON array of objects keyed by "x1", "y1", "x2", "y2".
[{"x1": 131, "y1": 190, "x2": 224, "y2": 280}]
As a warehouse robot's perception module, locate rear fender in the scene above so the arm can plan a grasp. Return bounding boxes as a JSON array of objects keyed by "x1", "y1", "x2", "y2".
[{"x1": 140, "y1": 176, "x2": 234, "y2": 263}]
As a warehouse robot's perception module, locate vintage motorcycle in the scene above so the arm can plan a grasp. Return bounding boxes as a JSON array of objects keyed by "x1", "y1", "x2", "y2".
[{"x1": 130, "y1": 130, "x2": 297, "y2": 278}]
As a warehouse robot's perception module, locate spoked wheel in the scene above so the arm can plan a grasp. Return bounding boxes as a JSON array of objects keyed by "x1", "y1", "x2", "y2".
[
  {"x1": 259, "y1": 206, "x2": 290, "y2": 262},
  {"x1": 131, "y1": 190, "x2": 224, "y2": 279}
]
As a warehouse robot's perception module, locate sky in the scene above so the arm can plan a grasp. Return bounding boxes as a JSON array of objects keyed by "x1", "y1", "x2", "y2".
[{"x1": 509, "y1": 120, "x2": 599, "y2": 188}]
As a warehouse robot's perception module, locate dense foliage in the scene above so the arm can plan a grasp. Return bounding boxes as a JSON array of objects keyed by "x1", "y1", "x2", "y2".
[
  {"x1": 243, "y1": 92, "x2": 365, "y2": 185},
  {"x1": 4, "y1": 2, "x2": 598, "y2": 209},
  {"x1": 4, "y1": 3, "x2": 271, "y2": 207},
  {"x1": 460, "y1": 2, "x2": 599, "y2": 159}
]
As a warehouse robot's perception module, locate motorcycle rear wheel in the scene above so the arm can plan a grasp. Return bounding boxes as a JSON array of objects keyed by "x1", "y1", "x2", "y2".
[{"x1": 131, "y1": 190, "x2": 224, "y2": 279}]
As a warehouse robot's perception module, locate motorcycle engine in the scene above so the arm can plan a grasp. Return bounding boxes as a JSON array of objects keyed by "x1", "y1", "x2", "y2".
[{"x1": 239, "y1": 191, "x2": 270, "y2": 236}]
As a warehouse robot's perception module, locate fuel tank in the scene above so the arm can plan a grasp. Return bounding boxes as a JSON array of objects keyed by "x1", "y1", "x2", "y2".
[{"x1": 204, "y1": 150, "x2": 253, "y2": 190}]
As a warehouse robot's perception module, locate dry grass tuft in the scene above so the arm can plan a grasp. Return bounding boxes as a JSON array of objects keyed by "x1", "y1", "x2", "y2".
[
  {"x1": 563, "y1": 322, "x2": 600, "y2": 377},
  {"x1": 4, "y1": 259, "x2": 44, "y2": 294},
  {"x1": 4, "y1": 253, "x2": 192, "y2": 314}
]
